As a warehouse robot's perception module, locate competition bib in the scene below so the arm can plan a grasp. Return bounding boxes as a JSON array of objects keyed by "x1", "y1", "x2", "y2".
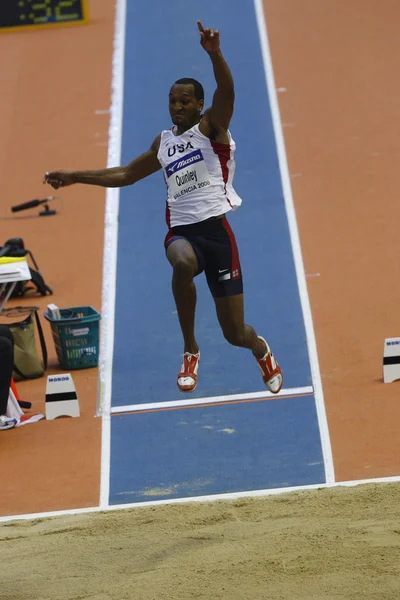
[{"x1": 165, "y1": 149, "x2": 211, "y2": 200}]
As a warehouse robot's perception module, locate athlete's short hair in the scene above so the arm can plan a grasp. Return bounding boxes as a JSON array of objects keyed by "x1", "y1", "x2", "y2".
[{"x1": 174, "y1": 78, "x2": 204, "y2": 102}]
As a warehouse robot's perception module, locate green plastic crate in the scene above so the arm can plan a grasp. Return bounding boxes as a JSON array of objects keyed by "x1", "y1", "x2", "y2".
[{"x1": 44, "y1": 306, "x2": 101, "y2": 370}]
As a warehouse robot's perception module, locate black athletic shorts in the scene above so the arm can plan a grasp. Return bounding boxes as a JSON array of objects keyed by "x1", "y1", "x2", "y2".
[{"x1": 164, "y1": 215, "x2": 243, "y2": 298}]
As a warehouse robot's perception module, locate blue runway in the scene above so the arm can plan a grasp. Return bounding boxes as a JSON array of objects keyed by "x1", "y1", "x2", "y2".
[
  {"x1": 109, "y1": 394, "x2": 324, "y2": 504},
  {"x1": 107, "y1": 0, "x2": 326, "y2": 504}
]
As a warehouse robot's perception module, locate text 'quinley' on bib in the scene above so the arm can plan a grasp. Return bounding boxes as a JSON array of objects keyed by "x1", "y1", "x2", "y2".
[
  {"x1": 383, "y1": 337, "x2": 400, "y2": 383},
  {"x1": 45, "y1": 373, "x2": 80, "y2": 420}
]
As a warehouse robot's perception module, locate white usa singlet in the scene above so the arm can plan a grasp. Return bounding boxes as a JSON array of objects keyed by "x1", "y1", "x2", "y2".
[{"x1": 157, "y1": 123, "x2": 242, "y2": 227}]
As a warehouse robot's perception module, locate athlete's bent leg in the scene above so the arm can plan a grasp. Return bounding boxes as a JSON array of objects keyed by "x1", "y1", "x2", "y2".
[
  {"x1": 214, "y1": 293, "x2": 266, "y2": 358},
  {"x1": 214, "y1": 293, "x2": 283, "y2": 393}
]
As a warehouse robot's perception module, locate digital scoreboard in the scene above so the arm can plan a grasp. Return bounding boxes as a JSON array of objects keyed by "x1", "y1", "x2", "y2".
[{"x1": 0, "y1": 1, "x2": 89, "y2": 32}]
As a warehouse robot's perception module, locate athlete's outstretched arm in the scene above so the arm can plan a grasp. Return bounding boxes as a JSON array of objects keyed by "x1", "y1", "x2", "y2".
[
  {"x1": 197, "y1": 21, "x2": 234, "y2": 131},
  {"x1": 43, "y1": 135, "x2": 161, "y2": 189}
]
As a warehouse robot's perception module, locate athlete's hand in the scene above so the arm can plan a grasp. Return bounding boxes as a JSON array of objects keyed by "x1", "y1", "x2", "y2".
[
  {"x1": 43, "y1": 170, "x2": 76, "y2": 189},
  {"x1": 197, "y1": 21, "x2": 220, "y2": 54}
]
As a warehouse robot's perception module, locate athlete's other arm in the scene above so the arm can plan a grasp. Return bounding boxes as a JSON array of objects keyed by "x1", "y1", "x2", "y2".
[
  {"x1": 197, "y1": 21, "x2": 234, "y2": 135},
  {"x1": 43, "y1": 135, "x2": 161, "y2": 189}
]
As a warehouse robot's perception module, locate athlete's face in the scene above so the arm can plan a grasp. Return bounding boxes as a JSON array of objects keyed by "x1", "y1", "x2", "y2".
[{"x1": 169, "y1": 84, "x2": 204, "y2": 130}]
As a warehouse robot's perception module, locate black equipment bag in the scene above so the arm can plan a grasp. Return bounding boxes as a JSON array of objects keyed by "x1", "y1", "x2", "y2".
[{"x1": 0, "y1": 237, "x2": 53, "y2": 297}]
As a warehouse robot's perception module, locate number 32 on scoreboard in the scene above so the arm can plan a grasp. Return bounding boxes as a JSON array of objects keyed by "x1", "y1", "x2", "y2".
[{"x1": 0, "y1": 0, "x2": 89, "y2": 32}]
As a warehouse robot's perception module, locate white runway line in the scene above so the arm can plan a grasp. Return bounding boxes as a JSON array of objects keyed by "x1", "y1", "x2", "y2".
[
  {"x1": 98, "y1": 0, "x2": 127, "y2": 510},
  {"x1": 111, "y1": 386, "x2": 314, "y2": 414},
  {"x1": 2, "y1": 475, "x2": 400, "y2": 524},
  {"x1": 253, "y1": 0, "x2": 335, "y2": 485}
]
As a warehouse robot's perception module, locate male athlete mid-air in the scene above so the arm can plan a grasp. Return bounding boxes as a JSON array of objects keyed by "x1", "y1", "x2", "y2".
[{"x1": 44, "y1": 21, "x2": 283, "y2": 394}]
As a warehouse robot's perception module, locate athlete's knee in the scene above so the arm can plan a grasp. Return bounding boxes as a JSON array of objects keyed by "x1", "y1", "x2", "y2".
[
  {"x1": 172, "y1": 256, "x2": 197, "y2": 281},
  {"x1": 222, "y1": 326, "x2": 246, "y2": 348}
]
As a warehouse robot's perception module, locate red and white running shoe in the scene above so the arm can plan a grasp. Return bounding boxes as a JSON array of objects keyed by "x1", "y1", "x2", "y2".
[
  {"x1": 177, "y1": 351, "x2": 200, "y2": 393},
  {"x1": 256, "y1": 336, "x2": 283, "y2": 393}
]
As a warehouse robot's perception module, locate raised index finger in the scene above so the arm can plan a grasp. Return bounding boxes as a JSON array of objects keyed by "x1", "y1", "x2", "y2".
[{"x1": 197, "y1": 20, "x2": 205, "y2": 33}]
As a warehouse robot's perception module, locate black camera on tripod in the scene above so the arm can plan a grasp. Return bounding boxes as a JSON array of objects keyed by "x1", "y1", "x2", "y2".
[{"x1": 11, "y1": 197, "x2": 57, "y2": 216}]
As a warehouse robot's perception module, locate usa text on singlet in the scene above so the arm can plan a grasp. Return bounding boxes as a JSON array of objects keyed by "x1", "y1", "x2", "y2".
[{"x1": 157, "y1": 123, "x2": 242, "y2": 227}]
